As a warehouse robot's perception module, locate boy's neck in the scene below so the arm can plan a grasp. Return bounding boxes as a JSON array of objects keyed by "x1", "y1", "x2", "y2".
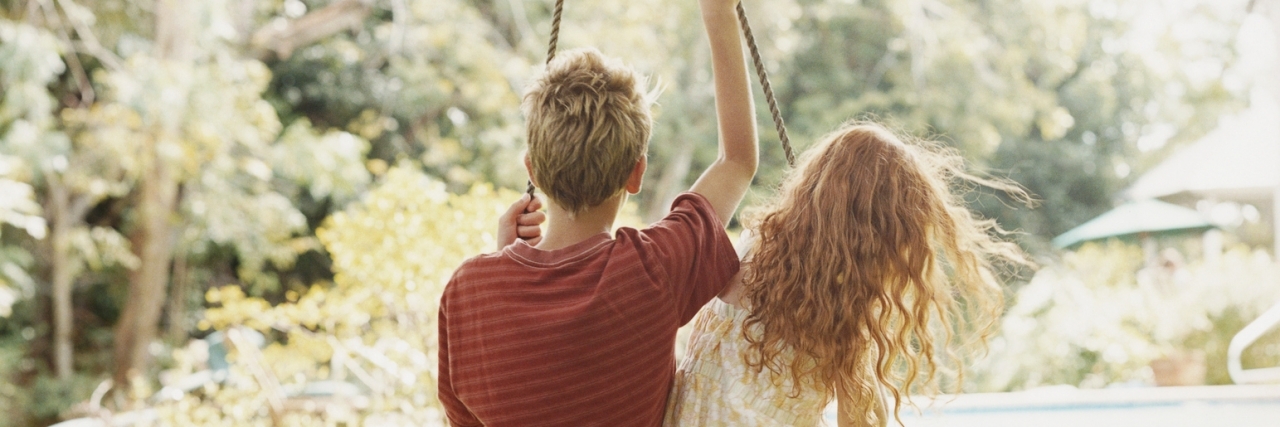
[{"x1": 536, "y1": 194, "x2": 625, "y2": 251}]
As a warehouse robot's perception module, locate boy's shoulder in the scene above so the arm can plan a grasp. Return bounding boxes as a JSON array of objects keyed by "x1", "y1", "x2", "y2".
[
  {"x1": 445, "y1": 251, "x2": 517, "y2": 288},
  {"x1": 612, "y1": 192, "x2": 732, "y2": 262},
  {"x1": 647, "y1": 192, "x2": 723, "y2": 231}
]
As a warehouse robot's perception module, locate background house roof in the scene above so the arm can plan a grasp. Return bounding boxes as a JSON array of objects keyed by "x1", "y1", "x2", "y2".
[
  {"x1": 1052, "y1": 199, "x2": 1215, "y2": 248},
  {"x1": 1126, "y1": 101, "x2": 1280, "y2": 203}
]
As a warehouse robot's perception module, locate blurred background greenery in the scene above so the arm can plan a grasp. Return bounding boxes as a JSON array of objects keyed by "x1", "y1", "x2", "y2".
[{"x1": 0, "y1": 0, "x2": 1277, "y2": 425}]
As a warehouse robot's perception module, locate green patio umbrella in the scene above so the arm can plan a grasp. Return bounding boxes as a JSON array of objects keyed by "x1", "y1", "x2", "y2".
[{"x1": 1052, "y1": 199, "x2": 1216, "y2": 249}]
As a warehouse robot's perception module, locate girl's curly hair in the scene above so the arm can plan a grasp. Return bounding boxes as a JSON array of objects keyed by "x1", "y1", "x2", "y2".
[{"x1": 740, "y1": 122, "x2": 1031, "y2": 425}]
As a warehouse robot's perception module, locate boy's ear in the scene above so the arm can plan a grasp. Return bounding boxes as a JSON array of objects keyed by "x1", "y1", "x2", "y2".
[
  {"x1": 624, "y1": 156, "x2": 646, "y2": 194},
  {"x1": 524, "y1": 154, "x2": 539, "y2": 188}
]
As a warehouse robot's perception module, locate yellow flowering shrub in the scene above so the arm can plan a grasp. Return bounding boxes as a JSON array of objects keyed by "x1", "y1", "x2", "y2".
[{"x1": 158, "y1": 167, "x2": 521, "y2": 426}]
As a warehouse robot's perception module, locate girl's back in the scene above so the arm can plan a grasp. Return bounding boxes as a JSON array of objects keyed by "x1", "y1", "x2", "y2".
[
  {"x1": 666, "y1": 122, "x2": 1031, "y2": 426},
  {"x1": 666, "y1": 297, "x2": 827, "y2": 426}
]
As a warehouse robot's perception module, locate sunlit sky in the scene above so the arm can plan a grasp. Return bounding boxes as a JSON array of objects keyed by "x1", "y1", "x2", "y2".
[{"x1": 1124, "y1": 0, "x2": 1278, "y2": 154}]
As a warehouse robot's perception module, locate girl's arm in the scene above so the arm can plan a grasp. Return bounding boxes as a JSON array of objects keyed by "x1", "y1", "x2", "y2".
[{"x1": 688, "y1": 0, "x2": 759, "y2": 226}]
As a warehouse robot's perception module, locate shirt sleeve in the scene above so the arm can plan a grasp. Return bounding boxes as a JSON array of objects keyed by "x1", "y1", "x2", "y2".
[
  {"x1": 637, "y1": 192, "x2": 740, "y2": 325},
  {"x1": 735, "y1": 228, "x2": 757, "y2": 261},
  {"x1": 437, "y1": 289, "x2": 481, "y2": 426}
]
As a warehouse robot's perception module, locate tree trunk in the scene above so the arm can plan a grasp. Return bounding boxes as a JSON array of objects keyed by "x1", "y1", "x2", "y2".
[
  {"x1": 232, "y1": 0, "x2": 261, "y2": 46},
  {"x1": 110, "y1": 0, "x2": 187, "y2": 395},
  {"x1": 44, "y1": 177, "x2": 94, "y2": 381},
  {"x1": 111, "y1": 156, "x2": 178, "y2": 392},
  {"x1": 46, "y1": 181, "x2": 75, "y2": 380},
  {"x1": 165, "y1": 251, "x2": 189, "y2": 343},
  {"x1": 154, "y1": 0, "x2": 191, "y2": 60}
]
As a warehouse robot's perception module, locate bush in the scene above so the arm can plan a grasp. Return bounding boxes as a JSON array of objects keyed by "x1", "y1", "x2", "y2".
[
  {"x1": 968, "y1": 241, "x2": 1280, "y2": 391},
  {"x1": 0, "y1": 335, "x2": 30, "y2": 427},
  {"x1": 155, "y1": 167, "x2": 522, "y2": 425}
]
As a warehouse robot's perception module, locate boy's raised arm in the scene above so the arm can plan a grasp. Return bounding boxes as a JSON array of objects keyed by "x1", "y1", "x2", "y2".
[{"x1": 688, "y1": 0, "x2": 758, "y2": 225}]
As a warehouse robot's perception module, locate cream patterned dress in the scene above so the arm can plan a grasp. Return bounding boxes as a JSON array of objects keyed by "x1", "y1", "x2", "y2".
[{"x1": 664, "y1": 232, "x2": 830, "y2": 426}]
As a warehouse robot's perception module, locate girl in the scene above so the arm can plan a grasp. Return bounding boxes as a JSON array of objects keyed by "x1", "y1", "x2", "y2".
[{"x1": 664, "y1": 122, "x2": 1031, "y2": 426}]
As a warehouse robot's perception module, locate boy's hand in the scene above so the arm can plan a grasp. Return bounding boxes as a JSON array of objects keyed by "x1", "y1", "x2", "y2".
[{"x1": 496, "y1": 194, "x2": 545, "y2": 251}]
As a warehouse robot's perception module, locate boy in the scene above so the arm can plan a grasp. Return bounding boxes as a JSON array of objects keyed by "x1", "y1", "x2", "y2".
[{"x1": 437, "y1": 0, "x2": 756, "y2": 424}]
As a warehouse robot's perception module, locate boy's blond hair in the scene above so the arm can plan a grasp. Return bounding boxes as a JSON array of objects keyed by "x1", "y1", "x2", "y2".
[{"x1": 523, "y1": 48, "x2": 652, "y2": 214}]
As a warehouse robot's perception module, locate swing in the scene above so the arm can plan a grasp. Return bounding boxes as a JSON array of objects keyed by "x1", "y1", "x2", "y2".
[{"x1": 526, "y1": 0, "x2": 794, "y2": 199}]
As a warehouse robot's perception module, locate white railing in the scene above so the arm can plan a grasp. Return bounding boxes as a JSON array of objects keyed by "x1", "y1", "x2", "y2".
[{"x1": 1228, "y1": 299, "x2": 1280, "y2": 384}]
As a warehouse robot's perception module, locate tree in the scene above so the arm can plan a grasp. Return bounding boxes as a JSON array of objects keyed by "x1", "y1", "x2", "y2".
[
  {"x1": 0, "y1": 13, "x2": 137, "y2": 381},
  {"x1": 756, "y1": 0, "x2": 1242, "y2": 250},
  {"x1": 2, "y1": 0, "x2": 371, "y2": 396},
  {"x1": 99, "y1": 0, "x2": 373, "y2": 391}
]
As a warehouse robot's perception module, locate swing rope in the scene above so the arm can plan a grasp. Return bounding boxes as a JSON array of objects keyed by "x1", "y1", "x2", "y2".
[
  {"x1": 528, "y1": 0, "x2": 793, "y2": 200},
  {"x1": 734, "y1": 2, "x2": 794, "y2": 167},
  {"x1": 527, "y1": 0, "x2": 568, "y2": 199},
  {"x1": 547, "y1": 0, "x2": 565, "y2": 64}
]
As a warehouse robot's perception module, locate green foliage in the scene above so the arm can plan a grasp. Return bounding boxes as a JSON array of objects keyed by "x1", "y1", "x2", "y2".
[
  {"x1": 41, "y1": 0, "x2": 375, "y2": 296},
  {"x1": 0, "y1": 334, "x2": 31, "y2": 427},
  {"x1": 0, "y1": 245, "x2": 33, "y2": 319},
  {"x1": 0, "y1": 19, "x2": 60, "y2": 237},
  {"x1": 769, "y1": 0, "x2": 1242, "y2": 247},
  {"x1": 253, "y1": 0, "x2": 1245, "y2": 238},
  {"x1": 268, "y1": 0, "x2": 533, "y2": 191},
  {"x1": 29, "y1": 373, "x2": 100, "y2": 421},
  {"x1": 0, "y1": 154, "x2": 40, "y2": 319},
  {"x1": 969, "y1": 242, "x2": 1280, "y2": 391},
  {"x1": 2, "y1": 3, "x2": 375, "y2": 421},
  {"x1": 0, "y1": 19, "x2": 64, "y2": 142},
  {"x1": 0, "y1": 19, "x2": 59, "y2": 321}
]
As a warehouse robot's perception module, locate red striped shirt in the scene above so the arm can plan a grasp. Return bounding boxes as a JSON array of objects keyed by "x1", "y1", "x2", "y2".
[{"x1": 438, "y1": 193, "x2": 738, "y2": 426}]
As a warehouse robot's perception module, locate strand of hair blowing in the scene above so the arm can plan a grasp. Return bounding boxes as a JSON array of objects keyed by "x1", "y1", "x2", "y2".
[{"x1": 739, "y1": 123, "x2": 1030, "y2": 425}]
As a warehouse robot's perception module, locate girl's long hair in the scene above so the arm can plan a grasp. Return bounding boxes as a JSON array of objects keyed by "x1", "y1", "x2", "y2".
[{"x1": 740, "y1": 122, "x2": 1031, "y2": 424}]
